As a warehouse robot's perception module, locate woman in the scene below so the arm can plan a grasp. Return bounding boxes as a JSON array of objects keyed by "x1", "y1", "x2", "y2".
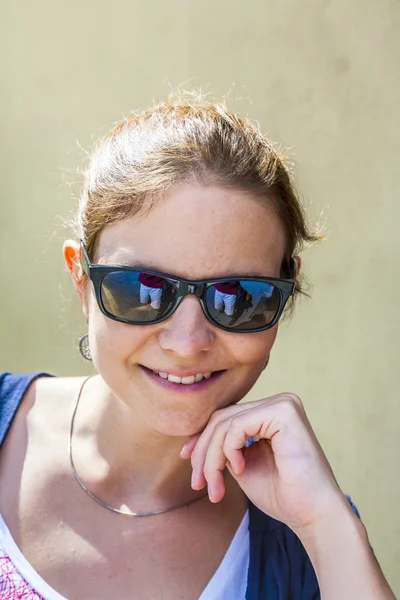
[{"x1": 0, "y1": 99, "x2": 394, "y2": 599}]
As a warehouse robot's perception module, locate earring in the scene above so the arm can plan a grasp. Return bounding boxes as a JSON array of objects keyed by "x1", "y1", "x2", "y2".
[
  {"x1": 79, "y1": 334, "x2": 92, "y2": 361},
  {"x1": 263, "y1": 355, "x2": 270, "y2": 371}
]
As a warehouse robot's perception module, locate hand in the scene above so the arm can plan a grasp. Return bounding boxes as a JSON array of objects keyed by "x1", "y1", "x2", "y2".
[{"x1": 180, "y1": 393, "x2": 345, "y2": 533}]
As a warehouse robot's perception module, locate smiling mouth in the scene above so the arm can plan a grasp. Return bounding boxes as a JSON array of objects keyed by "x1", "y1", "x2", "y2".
[
  {"x1": 140, "y1": 366, "x2": 222, "y2": 386},
  {"x1": 152, "y1": 370, "x2": 214, "y2": 385}
]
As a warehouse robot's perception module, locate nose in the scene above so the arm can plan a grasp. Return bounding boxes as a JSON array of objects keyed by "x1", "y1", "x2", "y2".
[{"x1": 158, "y1": 295, "x2": 215, "y2": 357}]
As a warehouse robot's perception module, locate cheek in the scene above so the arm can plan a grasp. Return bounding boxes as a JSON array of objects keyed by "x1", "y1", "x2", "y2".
[
  {"x1": 211, "y1": 327, "x2": 279, "y2": 410},
  {"x1": 226, "y1": 326, "x2": 278, "y2": 368},
  {"x1": 87, "y1": 298, "x2": 148, "y2": 368}
]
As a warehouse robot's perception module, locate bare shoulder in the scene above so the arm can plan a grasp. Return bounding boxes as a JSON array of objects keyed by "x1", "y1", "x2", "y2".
[
  {"x1": 1, "y1": 374, "x2": 87, "y2": 438},
  {"x1": 32, "y1": 374, "x2": 88, "y2": 421},
  {"x1": 0, "y1": 374, "x2": 87, "y2": 526}
]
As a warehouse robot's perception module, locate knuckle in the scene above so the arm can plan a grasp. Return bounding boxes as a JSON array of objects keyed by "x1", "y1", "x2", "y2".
[
  {"x1": 222, "y1": 435, "x2": 238, "y2": 458},
  {"x1": 280, "y1": 397, "x2": 300, "y2": 418},
  {"x1": 212, "y1": 421, "x2": 229, "y2": 440},
  {"x1": 227, "y1": 415, "x2": 243, "y2": 437},
  {"x1": 208, "y1": 409, "x2": 224, "y2": 425},
  {"x1": 190, "y1": 444, "x2": 203, "y2": 468},
  {"x1": 284, "y1": 393, "x2": 303, "y2": 409},
  {"x1": 203, "y1": 458, "x2": 217, "y2": 481},
  {"x1": 214, "y1": 419, "x2": 229, "y2": 436}
]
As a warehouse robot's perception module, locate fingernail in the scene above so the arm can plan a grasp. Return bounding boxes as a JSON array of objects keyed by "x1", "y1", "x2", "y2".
[
  {"x1": 226, "y1": 460, "x2": 235, "y2": 475},
  {"x1": 191, "y1": 471, "x2": 198, "y2": 488},
  {"x1": 180, "y1": 443, "x2": 189, "y2": 458},
  {"x1": 232, "y1": 463, "x2": 241, "y2": 476}
]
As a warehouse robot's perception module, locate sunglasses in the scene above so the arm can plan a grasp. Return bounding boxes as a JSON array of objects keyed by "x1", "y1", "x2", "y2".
[{"x1": 80, "y1": 243, "x2": 296, "y2": 333}]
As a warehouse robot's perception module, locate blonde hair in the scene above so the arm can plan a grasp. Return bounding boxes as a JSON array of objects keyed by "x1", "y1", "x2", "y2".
[{"x1": 72, "y1": 96, "x2": 319, "y2": 307}]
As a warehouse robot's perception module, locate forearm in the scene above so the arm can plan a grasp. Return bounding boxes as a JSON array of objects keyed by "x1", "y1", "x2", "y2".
[{"x1": 296, "y1": 496, "x2": 395, "y2": 600}]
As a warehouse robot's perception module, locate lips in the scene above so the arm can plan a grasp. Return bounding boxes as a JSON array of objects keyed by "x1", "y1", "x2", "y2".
[{"x1": 140, "y1": 365, "x2": 223, "y2": 389}]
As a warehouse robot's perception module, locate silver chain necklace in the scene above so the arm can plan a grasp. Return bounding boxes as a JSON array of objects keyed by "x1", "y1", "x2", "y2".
[{"x1": 68, "y1": 376, "x2": 208, "y2": 517}]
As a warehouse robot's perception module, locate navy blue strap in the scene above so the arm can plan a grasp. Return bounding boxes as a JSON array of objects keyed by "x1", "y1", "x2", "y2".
[{"x1": 0, "y1": 372, "x2": 51, "y2": 446}]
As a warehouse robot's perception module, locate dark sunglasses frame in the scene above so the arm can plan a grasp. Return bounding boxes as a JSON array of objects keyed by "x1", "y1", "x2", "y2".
[{"x1": 80, "y1": 242, "x2": 296, "y2": 333}]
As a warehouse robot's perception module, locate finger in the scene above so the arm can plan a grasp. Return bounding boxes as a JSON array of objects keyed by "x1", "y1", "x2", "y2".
[
  {"x1": 220, "y1": 411, "x2": 273, "y2": 480},
  {"x1": 222, "y1": 417, "x2": 252, "y2": 475},
  {"x1": 180, "y1": 434, "x2": 201, "y2": 459},
  {"x1": 202, "y1": 419, "x2": 232, "y2": 502},
  {"x1": 202, "y1": 411, "x2": 266, "y2": 501},
  {"x1": 282, "y1": 392, "x2": 305, "y2": 414},
  {"x1": 190, "y1": 404, "x2": 256, "y2": 484},
  {"x1": 191, "y1": 394, "x2": 306, "y2": 490},
  {"x1": 222, "y1": 403, "x2": 297, "y2": 476}
]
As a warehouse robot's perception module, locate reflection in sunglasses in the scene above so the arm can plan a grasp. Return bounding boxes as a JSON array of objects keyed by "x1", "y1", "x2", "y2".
[{"x1": 139, "y1": 273, "x2": 164, "y2": 310}]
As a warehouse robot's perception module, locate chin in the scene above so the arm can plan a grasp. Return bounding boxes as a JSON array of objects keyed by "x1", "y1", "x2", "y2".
[{"x1": 147, "y1": 409, "x2": 216, "y2": 438}]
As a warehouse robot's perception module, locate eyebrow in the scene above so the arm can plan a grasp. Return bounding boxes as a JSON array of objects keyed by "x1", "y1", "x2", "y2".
[
  {"x1": 102, "y1": 256, "x2": 143, "y2": 268},
  {"x1": 87, "y1": 246, "x2": 286, "y2": 279},
  {"x1": 94, "y1": 260, "x2": 281, "y2": 280},
  {"x1": 91, "y1": 249, "x2": 145, "y2": 269}
]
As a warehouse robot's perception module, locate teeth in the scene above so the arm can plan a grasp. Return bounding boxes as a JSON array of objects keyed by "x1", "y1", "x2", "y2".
[
  {"x1": 167, "y1": 374, "x2": 182, "y2": 383},
  {"x1": 154, "y1": 371, "x2": 214, "y2": 385}
]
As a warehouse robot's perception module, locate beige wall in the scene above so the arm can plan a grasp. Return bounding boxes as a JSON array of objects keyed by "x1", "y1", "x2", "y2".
[{"x1": 1, "y1": 0, "x2": 399, "y2": 593}]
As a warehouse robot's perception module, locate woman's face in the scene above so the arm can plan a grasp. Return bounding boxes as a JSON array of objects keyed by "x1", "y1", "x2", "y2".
[{"x1": 74, "y1": 184, "x2": 287, "y2": 436}]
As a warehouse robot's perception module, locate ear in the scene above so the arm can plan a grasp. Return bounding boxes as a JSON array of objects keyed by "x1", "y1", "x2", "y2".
[{"x1": 63, "y1": 239, "x2": 89, "y2": 318}]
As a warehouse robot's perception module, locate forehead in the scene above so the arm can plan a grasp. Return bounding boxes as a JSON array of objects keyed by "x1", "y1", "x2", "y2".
[{"x1": 97, "y1": 184, "x2": 286, "y2": 278}]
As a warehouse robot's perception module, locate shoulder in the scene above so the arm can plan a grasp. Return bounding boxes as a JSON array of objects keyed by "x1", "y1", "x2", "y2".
[
  {"x1": 0, "y1": 372, "x2": 52, "y2": 446},
  {"x1": 0, "y1": 374, "x2": 87, "y2": 546},
  {"x1": 0, "y1": 371, "x2": 50, "y2": 400},
  {"x1": 0, "y1": 373, "x2": 87, "y2": 448}
]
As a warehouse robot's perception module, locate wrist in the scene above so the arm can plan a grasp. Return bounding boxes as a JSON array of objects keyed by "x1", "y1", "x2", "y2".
[
  {"x1": 293, "y1": 494, "x2": 395, "y2": 600},
  {"x1": 293, "y1": 491, "x2": 363, "y2": 548}
]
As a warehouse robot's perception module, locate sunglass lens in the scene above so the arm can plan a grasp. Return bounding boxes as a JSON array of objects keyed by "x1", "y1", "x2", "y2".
[
  {"x1": 205, "y1": 280, "x2": 281, "y2": 330},
  {"x1": 101, "y1": 271, "x2": 176, "y2": 323}
]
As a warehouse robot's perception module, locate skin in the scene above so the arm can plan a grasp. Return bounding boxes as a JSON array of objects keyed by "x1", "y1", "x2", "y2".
[
  {"x1": 64, "y1": 183, "x2": 394, "y2": 599},
  {"x1": 0, "y1": 183, "x2": 392, "y2": 598},
  {"x1": 64, "y1": 184, "x2": 287, "y2": 499}
]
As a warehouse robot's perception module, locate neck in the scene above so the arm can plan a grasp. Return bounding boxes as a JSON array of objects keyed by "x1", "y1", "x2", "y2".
[{"x1": 71, "y1": 375, "x2": 204, "y2": 512}]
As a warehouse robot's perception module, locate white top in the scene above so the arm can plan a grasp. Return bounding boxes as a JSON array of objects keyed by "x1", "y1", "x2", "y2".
[
  {"x1": 200, "y1": 509, "x2": 249, "y2": 599},
  {"x1": 0, "y1": 510, "x2": 249, "y2": 600}
]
